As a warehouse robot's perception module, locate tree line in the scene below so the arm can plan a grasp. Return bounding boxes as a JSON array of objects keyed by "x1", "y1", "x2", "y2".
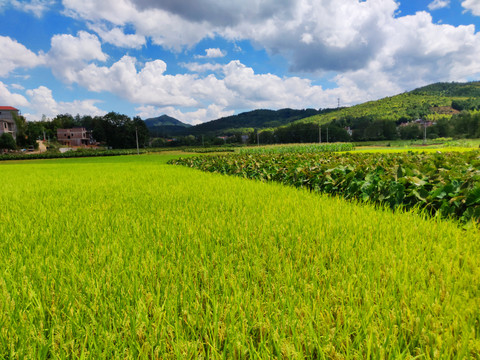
[
  {"x1": 12, "y1": 112, "x2": 149, "y2": 149},
  {"x1": 3, "y1": 107, "x2": 480, "y2": 152}
]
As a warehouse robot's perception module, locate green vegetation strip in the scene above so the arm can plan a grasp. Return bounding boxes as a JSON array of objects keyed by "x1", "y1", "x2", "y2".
[
  {"x1": 0, "y1": 148, "x2": 150, "y2": 161},
  {"x1": 171, "y1": 151, "x2": 480, "y2": 224},
  {"x1": 1, "y1": 154, "x2": 479, "y2": 358},
  {"x1": 238, "y1": 143, "x2": 354, "y2": 154},
  {"x1": 181, "y1": 147, "x2": 236, "y2": 153}
]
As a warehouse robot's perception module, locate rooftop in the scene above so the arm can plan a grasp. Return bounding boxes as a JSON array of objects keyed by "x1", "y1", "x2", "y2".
[{"x1": 0, "y1": 106, "x2": 19, "y2": 111}]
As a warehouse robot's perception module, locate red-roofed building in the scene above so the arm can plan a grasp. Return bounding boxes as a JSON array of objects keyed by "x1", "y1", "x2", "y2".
[{"x1": 0, "y1": 106, "x2": 19, "y2": 139}]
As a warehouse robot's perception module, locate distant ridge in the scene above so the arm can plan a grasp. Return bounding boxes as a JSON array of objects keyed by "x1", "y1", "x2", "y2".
[
  {"x1": 144, "y1": 115, "x2": 192, "y2": 137},
  {"x1": 144, "y1": 114, "x2": 191, "y2": 128},
  {"x1": 145, "y1": 81, "x2": 480, "y2": 138},
  {"x1": 410, "y1": 81, "x2": 480, "y2": 97},
  {"x1": 295, "y1": 80, "x2": 480, "y2": 126},
  {"x1": 186, "y1": 108, "x2": 336, "y2": 135}
]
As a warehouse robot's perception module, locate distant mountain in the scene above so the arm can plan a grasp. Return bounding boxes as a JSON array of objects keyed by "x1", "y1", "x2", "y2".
[
  {"x1": 146, "y1": 81, "x2": 480, "y2": 138},
  {"x1": 144, "y1": 115, "x2": 191, "y2": 128},
  {"x1": 144, "y1": 115, "x2": 192, "y2": 137},
  {"x1": 186, "y1": 108, "x2": 334, "y2": 135}
]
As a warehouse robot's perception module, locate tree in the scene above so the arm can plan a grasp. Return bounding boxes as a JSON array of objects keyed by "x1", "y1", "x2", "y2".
[
  {"x1": 399, "y1": 124, "x2": 422, "y2": 140},
  {"x1": 0, "y1": 133, "x2": 16, "y2": 151}
]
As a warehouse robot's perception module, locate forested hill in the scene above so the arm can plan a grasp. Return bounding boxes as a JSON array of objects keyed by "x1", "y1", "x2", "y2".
[
  {"x1": 144, "y1": 115, "x2": 191, "y2": 128},
  {"x1": 410, "y1": 81, "x2": 480, "y2": 97},
  {"x1": 146, "y1": 81, "x2": 480, "y2": 139},
  {"x1": 296, "y1": 81, "x2": 480, "y2": 126},
  {"x1": 144, "y1": 115, "x2": 192, "y2": 137},
  {"x1": 184, "y1": 108, "x2": 335, "y2": 135}
]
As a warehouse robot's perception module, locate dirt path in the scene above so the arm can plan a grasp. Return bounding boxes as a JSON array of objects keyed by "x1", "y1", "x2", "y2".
[{"x1": 36, "y1": 140, "x2": 47, "y2": 153}]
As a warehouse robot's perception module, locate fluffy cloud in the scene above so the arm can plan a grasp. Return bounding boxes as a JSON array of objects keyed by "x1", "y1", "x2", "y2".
[
  {"x1": 25, "y1": 86, "x2": 106, "y2": 120},
  {"x1": 462, "y1": 0, "x2": 480, "y2": 16},
  {"x1": 0, "y1": 36, "x2": 44, "y2": 77},
  {"x1": 61, "y1": 0, "x2": 480, "y2": 78},
  {"x1": 5, "y1": 0, "x2": 54, "y2": 17},
  {"x1": 87, "y1": 24, "x2": 146, "y2": 49},
  {"x1": 47, "y1": 31, "x2": 107, "y2": 83},
  {"x1": 130, "y1": 0, "x2": 296, "y2": 27},
  {"x1": 56, "y1": 0, "x2": 480, "y2": 122},
  {"x1": 63, "y1": 56, "x2": 339, "y2": 123},
  {"x1": 428, "y1": 0, "x2": 450, "y2": 11},
  {"x1": 195, "y1": 48, "x2": 227, "y2": 59},
  {"x1": 0, "y1": 81, "x2": 29, "y2": 107},
  {"x1": 74, "y1": 56, "x2": 204, "y2": 107},
  {"x1": 63, "y1": 0, "x2": 214, "y2": 50},
  {"x1": 181, "y1": 62, "x2": 224, "y2": 73}
]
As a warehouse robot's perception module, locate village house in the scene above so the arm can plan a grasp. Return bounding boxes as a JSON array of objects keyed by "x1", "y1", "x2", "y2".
[
  {"x1": 0, "y1": 106, "x2": 18, "y2": 139},
  {"x1": 57, "y1": 128, "x2": 93, "y2": 147}
]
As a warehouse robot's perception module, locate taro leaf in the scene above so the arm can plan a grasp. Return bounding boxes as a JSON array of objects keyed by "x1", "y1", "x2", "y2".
[
  {"x1": 430, "y1": 186, "x2": 447, "y2": 200},
  {"x1": 449, "y1": 195, "x2": 466, "y2": 206},
  {"x1": 396, "y1": 165, "x2": 404, "y2": 180},
  {"x1": 410, "y1": 176, "x2": 427, "y2": 187},
  {"x1": 465, "y1": 187, "x2": 480, "y2": 206},
  {"x1": 412, "y1": 188, "x2": 429, "y2": 202}
]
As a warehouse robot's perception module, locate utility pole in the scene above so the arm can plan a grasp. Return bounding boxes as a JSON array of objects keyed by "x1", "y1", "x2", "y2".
[
  {"x1": 319, "y1": 125, "x2": 322, "y2": 144},
  {"x1": 135, "y1": 127, "x2": 140, "y2": 155},
  {"x1": 327, "y1": 127, "x2": 329, "y2": 143},
  {"x1": 337, "y1": 98, "x2": 340, "y2": 108},
  {"x1": 423, "y1": 119, "x2": 427, "y2": 145},
  {"x1": 257, "y1": 131, "x2": 260, "y2": 146},
  {"x1": 202, "y1": 135, "x2": 204, "y2": 147}
]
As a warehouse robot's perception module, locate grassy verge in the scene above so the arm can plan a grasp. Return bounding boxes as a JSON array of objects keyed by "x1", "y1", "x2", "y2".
[{"x1": 1, "y1": 154, "x2": 479, "y2": 358}]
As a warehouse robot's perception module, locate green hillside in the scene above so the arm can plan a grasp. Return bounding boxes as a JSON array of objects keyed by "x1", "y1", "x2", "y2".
[
  {"x1": 144, "y1": 115, "x2": 191, "y2": 128},
  {"x1": 298, "y1": 81, "x2": 480, "y2": 126},
  {"x1": 144, "y1": 115, "x2": 192, "y2": 137},
  {"x1": 150, "y1": 81, "x2": 480, "y2": 145},
  {"x1": 411, "y1": 81, "x2": 480, "y2": 97},
  {"x1": 188, "y1": 108, "x2": 331, "y2": 135}
]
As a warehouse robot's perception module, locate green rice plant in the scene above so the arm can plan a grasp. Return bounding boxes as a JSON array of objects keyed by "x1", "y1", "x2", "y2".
[
  {"x1": 238, "y1": 143, "x2": 354, "y2": 155},
  {"x1": 171, "y1": 150, "x2": 480, "y2": 224},
  {"x1": 1, "y1": 154, "x2": 479, "y2": 358}
]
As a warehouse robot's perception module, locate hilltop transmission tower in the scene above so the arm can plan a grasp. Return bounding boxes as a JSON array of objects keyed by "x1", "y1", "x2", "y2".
[{"x1": 337, "y1": 98, "x2": 340, "y2": 108}]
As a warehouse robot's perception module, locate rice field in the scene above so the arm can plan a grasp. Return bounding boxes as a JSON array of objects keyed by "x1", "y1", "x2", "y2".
[{"x1": 1, "y1": 153, "x2": 480, "y2": 358}]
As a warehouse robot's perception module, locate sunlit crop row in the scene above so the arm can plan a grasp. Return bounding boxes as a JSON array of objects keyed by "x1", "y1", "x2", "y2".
[
  {"x1": 238, "y1": 142, "x2": 354, "y2": 154},
  {"x1": 171, "y1": 150, "x2": 480, "y2": 224}
]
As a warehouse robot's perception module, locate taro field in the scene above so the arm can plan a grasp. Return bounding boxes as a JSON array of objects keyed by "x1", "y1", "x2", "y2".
[{"x1": 1, "y1": 152, "x2": 480, "y2": 359}]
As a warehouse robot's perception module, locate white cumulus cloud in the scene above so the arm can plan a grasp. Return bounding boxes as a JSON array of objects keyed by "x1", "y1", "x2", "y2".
[
  {"x1": 53, "y1": 0, "x2": 480, "y2": 123},
  {"x1": 46, "y1": 31, "x2": 108, "y2": 83},
  {"x1": 87, "y1": 24, "x2": 146, "y2": 49},
  {"x1": 462, "y1": 0, "x2": 480, "y2": 16},
  {"x1": 0, "y1": 81, "x2": 29, "y2": 107},
  {"x1": 195, "y1": 48, "x2": 227, "y2": 58},
  {"x1": 0, "y1": 36, "x2": 45, "y2": 77},
  {"x1": 428, "y1": 0, "x2": 450, "y2": 11},
  {"x1": 6, "y1": 0, "x2": 54, "y2": 17},
  {"x1": 180, "y1": 62, "x2": 224, "y2": 73},
  {"x1": 62, "y1": 56, "x2": 341, "y2": 123},
  {"x1": 25, "y1": 86, "x2": 106, "y2": 120}
]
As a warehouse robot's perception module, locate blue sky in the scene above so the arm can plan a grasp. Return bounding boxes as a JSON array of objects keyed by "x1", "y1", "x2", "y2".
[{"x1": 1, "y1": 0, "x2": 480, "y2": 124}]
